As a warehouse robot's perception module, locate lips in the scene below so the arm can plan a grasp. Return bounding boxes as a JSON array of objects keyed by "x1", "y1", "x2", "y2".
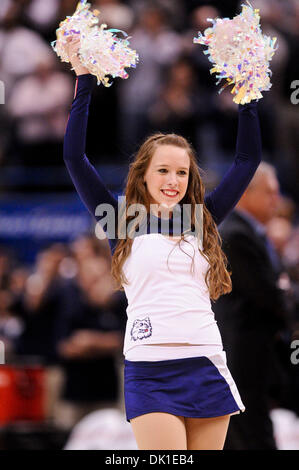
[{"x1": 161, "y1": 189, "x2": 179, "y2": 198}]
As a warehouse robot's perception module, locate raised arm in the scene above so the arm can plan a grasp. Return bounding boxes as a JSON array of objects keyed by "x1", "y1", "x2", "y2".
[
  {"x1": 64, "y1": 73, "x2": 118, "y2": 216},
  {"x1": 63, "y1": 37, "x2": 119, "y2": 252},
  {"x1": 204, "y1": 102, "x2": 262, "y2": 225}
]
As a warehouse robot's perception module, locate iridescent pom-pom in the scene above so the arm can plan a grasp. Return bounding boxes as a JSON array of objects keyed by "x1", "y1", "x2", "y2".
[
  {"x1": 193, "y1": 1, "x2": 277, "y2": 104},
  {"x1": 51, "y1": 0, "x2": 139, "y2": 86}
]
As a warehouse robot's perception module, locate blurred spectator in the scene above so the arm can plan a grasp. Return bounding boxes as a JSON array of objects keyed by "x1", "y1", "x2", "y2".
[
  {"x1": 0, "y1": 247, "x2": 12, "y2": 289},
  {"x1": 267, "y1": 215, "x2": 293, "y2": 259},
  {"x1": 0, "y1": 246, "x2": 24, "y2": 360},
  {"x1": 213, "y1": 162, "x2": 295, "y2": 449},
  {"x1": 129, "y1": 0, "x2": 186, "y2": 31},
  {"x1": 22, "y1": 0, "x2": 60, "y2": 41},
  {"x1": 266, "y1": 196, "x2": 299, "y2": 416},
  {"x1": 94, "y1": 0, "x2": 134, "y2": 31},
  {"x1": 70, "y1": 233, "x2": 111, "y2": 264},
  {"x1": 15, "y1": 243, "x2": 68, "y2": 362},
  {"x1": 282, "y1": 226, "x2": 299, "y2": 348},
  {"x1": 53, "y1": 244, "x2": 127, "y2": 430},
  {"x1": 271, "y1": 196, "x2": 299, "y2": 344},
  {"x1": 0, "y1": 0, "x2": 12, "y2": 20},
  {"x1": 8, "y1": 61, "x2": 73, "y2": 166},
  {"x1": 118, "y1": 3, "x2": 183, "y2": 155},
  {"x1": 283, "y1": 228, "x2": 299, "y2": 288},
  {"x1": 184, "y1": 5, "x2": 220, "y2": 94},
  {"x1": 274, "y1": 194, "x2": 297, "y2": 221},
  {"x1": 266, "y1": 192, "x2": 296, "y2": 256},
  {"x1": 147, "y1": 57, "x2": 200, "y2": 148},
  {"x1": 270, "y1": 0, "x2": 299, "y2": 203},
  {"x1": 0, "y1": 235, "x2": 127, "y2": 430},
  {"x1": 0, "y1": 0, "x2": 61, "y2": 167},
  {"x1": 0, "y1": 288, "x2": 24, "y2": 360},
  {"x1": 241, "y1": 0, "x2": 299, "y2": 199},
  {"x1": 247, "y1": 0, "x2": 290, "y2": 98},
  {"x1": 0, "y1": 2, "x2": 55, "y2": 98},
  {"x1": 9, "y1": 266, "x2": 30, "y2": 298},
  {"x1": 266, "y1": 211, "x2": 298, "y2": 304}
]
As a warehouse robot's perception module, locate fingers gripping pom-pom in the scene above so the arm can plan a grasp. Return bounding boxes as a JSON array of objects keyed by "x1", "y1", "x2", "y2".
[
  {"x1": 193, "y1": 1, "x2": 277, "y2": 104},
  {"x1": 51, "y1": 0, "x2": 139, "y2": 86}
]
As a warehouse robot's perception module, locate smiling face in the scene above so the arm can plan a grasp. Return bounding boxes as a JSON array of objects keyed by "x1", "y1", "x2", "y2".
[{"x1": 143, "y1": 144, "x2": 190, "y2": 211}]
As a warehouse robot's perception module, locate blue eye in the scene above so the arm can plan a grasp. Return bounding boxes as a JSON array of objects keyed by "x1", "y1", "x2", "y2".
[{"x1": 158, "y1": 169, "x2": 167, "y2": 173}]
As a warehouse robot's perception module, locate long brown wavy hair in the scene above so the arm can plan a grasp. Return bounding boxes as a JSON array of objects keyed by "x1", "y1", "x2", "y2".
[{"x1": 111, "y1": 133, "x2": 232, "y2": 301}]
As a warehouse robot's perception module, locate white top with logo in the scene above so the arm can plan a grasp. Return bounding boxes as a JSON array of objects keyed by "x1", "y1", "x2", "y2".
[{"x1": 122, "y1": 233, "x2": 223, "y2": 357}]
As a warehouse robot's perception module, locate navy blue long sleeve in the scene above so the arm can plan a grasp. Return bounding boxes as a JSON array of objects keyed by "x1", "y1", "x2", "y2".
[
  {"x1": 204, "y1": 100, "x2": 262, "y2": 225},
  {"x1": 64, "y1": 74, "x2": 262, "y2": 236},
  {"x1": 64, "y1": 74, "x2": 118, "y2": 216}
]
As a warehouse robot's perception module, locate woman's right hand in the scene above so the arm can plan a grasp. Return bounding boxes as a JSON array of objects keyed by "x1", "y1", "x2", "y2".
[{"x1": 65, "y1": 36, "x2": 90, "y2": 76}]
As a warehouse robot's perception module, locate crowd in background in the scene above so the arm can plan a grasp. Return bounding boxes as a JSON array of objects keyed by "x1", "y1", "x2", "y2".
[
  {"x1": 0, "y1": 234, "x2": 128, "y2": 429},
  {"x1": 0, "y1": 0, "x2": 299, "y2": 448},
  {"x1": 0, "y1": 0, "x2": 298, "y2": 194}
]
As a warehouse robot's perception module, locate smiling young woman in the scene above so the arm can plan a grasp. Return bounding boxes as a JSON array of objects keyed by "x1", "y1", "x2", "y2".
[
  {"x1": 63, "y1": 37, "x2": 262, "y2": 450},
  {"x1": 143, "y1": 144, "x2": 190, "y2": 206}
]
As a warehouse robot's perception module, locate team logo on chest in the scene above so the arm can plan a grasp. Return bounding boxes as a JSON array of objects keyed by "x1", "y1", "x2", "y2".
[{"x1": 131, "y1": 317, "x2": 152, "y2": 341}]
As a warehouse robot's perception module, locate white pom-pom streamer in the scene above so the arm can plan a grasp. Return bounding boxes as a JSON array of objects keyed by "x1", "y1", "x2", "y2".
[
  {"x1": 51, "y1": 0, "x2": 139, "y2": 86},
  {"x1": 193, "y1": 1, "x2": 277, "y2": 104}
]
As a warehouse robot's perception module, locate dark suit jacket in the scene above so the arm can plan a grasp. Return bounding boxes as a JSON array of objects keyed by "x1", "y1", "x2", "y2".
[
  {"x1": 213, "y1": 209, "x2": 287, "y2": 338},
  {"x1": 212, "y1": 209, "x2": 290, "y2": 450}
]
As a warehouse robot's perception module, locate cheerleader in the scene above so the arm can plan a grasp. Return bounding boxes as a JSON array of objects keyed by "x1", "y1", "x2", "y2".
[{"x1": 63, "y1": 36, "x2": 261, "y2": 450}]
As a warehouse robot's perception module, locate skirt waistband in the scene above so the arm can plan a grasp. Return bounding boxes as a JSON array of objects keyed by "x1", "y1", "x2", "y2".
[{"x1": 125, "y1": 343, "x2": 223, "y2": 362}]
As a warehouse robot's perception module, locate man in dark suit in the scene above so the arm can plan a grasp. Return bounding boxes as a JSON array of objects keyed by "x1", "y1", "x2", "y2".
[{"x1": 213, "y1": 162, "x2": 291, "y2": 449}]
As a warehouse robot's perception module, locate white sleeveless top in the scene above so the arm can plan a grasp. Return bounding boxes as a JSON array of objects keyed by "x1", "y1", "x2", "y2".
[{"x1": 122, "y1": 233, "x2": 223, "y2": 357}]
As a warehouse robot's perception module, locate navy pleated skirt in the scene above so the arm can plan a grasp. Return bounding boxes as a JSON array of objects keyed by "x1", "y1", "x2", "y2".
[{"x1": 124, "y1": 355, "x2": 245, "y2": 422}]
